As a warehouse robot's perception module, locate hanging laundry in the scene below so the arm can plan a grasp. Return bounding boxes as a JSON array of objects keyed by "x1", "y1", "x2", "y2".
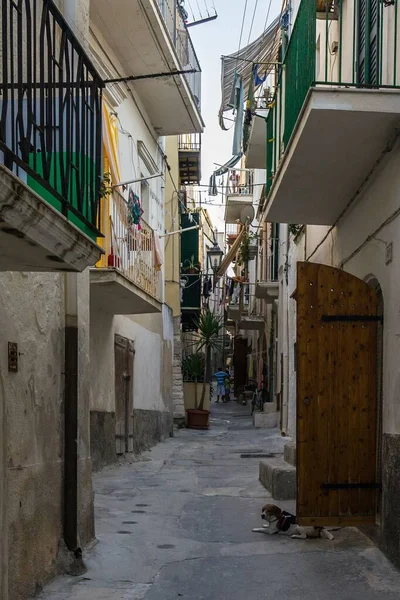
[
  {"x1": 128, "y1": 187, "x2": 143, "y2": 230},
  {"x1": 232, "y1": 72, "x2": 245, "y2": 156},
  {"x1": 254, "y1": 64, "x2": 267, "y2": 87},
  {"x1": 203, "y1": 276, "x2": 212, "y2": 299}
]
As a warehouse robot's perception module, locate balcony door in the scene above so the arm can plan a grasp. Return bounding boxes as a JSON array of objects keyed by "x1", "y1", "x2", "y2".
[{"x1": 357, "y1": 0, "x2": 380, "y2": 85}]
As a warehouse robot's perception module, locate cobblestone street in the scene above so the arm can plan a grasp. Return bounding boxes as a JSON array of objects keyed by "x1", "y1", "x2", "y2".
[{"x1": 37, "y1": 403, "x2": 400, "y2": 599}]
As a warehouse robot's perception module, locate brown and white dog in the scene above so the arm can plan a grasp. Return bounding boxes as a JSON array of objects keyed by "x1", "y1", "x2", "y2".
[{"x1": 252, "y1": 504, "x2": 334, "y2": 540}]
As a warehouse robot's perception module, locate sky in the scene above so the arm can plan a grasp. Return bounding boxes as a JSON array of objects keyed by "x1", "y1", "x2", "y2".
[{"x1": 187, "y1": 0, "x2": 282, "y2": 230}]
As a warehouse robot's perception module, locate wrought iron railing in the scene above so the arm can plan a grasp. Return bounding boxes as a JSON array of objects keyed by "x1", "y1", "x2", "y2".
[
  {"x1": 156, "y1": 0, "x2": 201, "y2": 109},
  {"x1": 104, "y1": 193, "x2": 162, "y2": 301},
  {"x1": 178, "y1": 133, "x2": 201, "y2": 152},
  {"x1": 227, "y1": 168, "x2": 253, "y2": 196},
  {"x1": 267, "y1": 237, "x2": 279, "y2": 282},
  {"x1": 266, "y1": 0, "x2": 400, "y2": 197},
  {"x1": 0, "y1": 0, "x2": 104, "y2": 238}
]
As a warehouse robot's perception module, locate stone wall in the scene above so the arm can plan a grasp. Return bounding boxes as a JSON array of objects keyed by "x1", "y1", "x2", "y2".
[
  {"x1": 0, "y1": 271, "x2": 94, "y2": 599},
  {"x1": 172, "y1": 316, "x2": 185, "y2": 423}
]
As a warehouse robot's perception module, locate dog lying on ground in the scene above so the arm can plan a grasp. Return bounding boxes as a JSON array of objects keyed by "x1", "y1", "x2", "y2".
[{"x1": 252, "y1": 503, "x2": 334, "y2": 540}]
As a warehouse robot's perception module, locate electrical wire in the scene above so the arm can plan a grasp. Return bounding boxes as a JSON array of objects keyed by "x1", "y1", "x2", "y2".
[
  {"x1": 237, "y1": 0, "x2": 250, "y2": 58},
  {"x1": 247, "y1": 0, "x2": 259, "y2": 45}
]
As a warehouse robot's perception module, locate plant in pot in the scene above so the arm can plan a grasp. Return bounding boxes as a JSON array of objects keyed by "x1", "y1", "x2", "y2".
[
  {"x1": 182, "y1": 353, "x2": 204, "y2": 412},
  {"x1": 186, "y1": 310, "x2": 224, "y2": 430},
  {"x1": 182, "y1": 255, "x2": 201, "y2": 274}
]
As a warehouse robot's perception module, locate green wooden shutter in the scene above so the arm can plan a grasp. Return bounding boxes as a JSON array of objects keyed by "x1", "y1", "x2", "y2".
[{"x1": 358, "y1": 0, "x2": 379, "y2": 85}]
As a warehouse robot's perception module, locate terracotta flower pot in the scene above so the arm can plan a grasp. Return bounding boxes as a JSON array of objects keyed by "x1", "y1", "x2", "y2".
[{"x1": 186, "y1": 409, "x2": 210, "y2": 430}]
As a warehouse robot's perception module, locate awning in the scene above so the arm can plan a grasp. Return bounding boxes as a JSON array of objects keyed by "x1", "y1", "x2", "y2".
[
  {"x1": 219, "y1": 15, "x2": 281, "y2": 130},
  {"x1": 216, "y1": 226, "x2": 247, "y2": 281}
]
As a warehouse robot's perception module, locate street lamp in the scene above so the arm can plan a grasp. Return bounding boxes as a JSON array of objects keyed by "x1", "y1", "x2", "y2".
[{"x1": 207, "y1": 234, "x2": 224, "y2": 289}]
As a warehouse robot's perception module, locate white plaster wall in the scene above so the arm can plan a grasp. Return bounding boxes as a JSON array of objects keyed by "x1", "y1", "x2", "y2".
[{"x1": 90, "y1": 309, "x2": 174, "y2": 415}]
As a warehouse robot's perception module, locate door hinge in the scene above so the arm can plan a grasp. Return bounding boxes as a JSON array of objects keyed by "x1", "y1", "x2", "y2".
[
  {"x1": 321, "y1": 482, "x2": 382, "y2": 490},
  {"x1": 321, "y1": 315, "x2": 383, "y2": 323}
]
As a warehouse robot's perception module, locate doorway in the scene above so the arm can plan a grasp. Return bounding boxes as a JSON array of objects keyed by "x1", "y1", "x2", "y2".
[{"x1": 114, "y1": 335, "x2": 134, "y2": 455}]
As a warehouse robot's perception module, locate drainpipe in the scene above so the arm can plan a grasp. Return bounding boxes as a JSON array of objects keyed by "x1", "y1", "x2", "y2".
[
  {"x1": 282, "y1": 224, "x2": 290, "y2": 433},
  {"x1": 0, "y1": 370, "x2": 8, "y2": 598},
  {"x1": 64, "y1": 273, "x2": 79, "y2": 554}
]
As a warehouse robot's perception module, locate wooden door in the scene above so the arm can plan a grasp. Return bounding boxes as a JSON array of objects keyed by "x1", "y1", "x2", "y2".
[
  {"x1": 296, "y1": 262, "x2": 379, "y2": 526},
  {"x1": 115, "y1": 335, "x2": 134, "y2": 455}
]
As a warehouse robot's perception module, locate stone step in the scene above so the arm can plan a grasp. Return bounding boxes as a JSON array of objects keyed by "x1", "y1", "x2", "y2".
[
  {"x1": 253, "y1": 412, "x2": 279, "y2": 428},
  {"x1": 284, "y1": 440, "x2": 296, "y2": 467},
  {"x1": 259, "y1": 457, "x2": 296, "y2": 500}
]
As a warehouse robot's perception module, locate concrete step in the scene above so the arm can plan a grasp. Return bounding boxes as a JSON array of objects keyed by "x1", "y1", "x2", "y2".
[
  {"x1": 259, "y1": 456, "x2": 296, "y2": 500},
  {"x1": 284, "y1": 440, "x2": 296, "y2": 467},
  {"x1": 253, "y1": 412, "x2": 279, "y2": 428},
  {"x1": 263, "y1": 402, "x2": 277, "y2": 414}
]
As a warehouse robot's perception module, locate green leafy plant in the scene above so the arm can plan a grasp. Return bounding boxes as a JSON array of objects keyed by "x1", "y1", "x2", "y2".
[
  {"x1": 182, "y1": 353, "x2": 204, "y2": 408},
  {"x1": 182, "y1": 255, "x2": 201, "y2": 274},
  {"x1": 99, "y1": 171, "x2": 113, "y2": 200},
  {"x1": 195, "y1": 310, "x2": 224, "y2": 411},
  {"x1": 237, "y1": 231, "x2": 257, "y2": 266}
]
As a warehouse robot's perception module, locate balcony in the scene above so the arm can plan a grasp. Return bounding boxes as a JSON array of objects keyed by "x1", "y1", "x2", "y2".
[
  {"x1": 255, "y1": 237, "x2": 279, "y2": 304},
  {"x1": 90, "y1": 0, "x2": 203, "y2": 135},
  {"x1": 225, "y1": 169, "x2": 254, "y2": 224},
  {"x1": 0, "y1": 0, "x2": 104, "y2": 271},
  {"x1": 90, "y1": 194, "x2": 162, "y2": 315},
  {"x1": 178, "y1": 134, "x2": 201, "y2": 185},
  {"x1": 264, "y1": 0, "x2": 400, "y2": 226},
  {"x1": 246, "y1": 109, "x2": 268, "y2": 169},
  {"x1": 239, "y1": 315, "x2": 264, "y2": 331}
]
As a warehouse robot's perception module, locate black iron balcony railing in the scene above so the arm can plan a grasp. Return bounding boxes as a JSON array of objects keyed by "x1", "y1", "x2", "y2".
[
  {"x1": 0, "y1": 0, "x2": 104, "y2": 238},
  {"x1": 156, "y1": 0, "x2": 201, "y2": 109},
  {"x1": 178, "y1": 133, "x2": 201, "y2": 152}
]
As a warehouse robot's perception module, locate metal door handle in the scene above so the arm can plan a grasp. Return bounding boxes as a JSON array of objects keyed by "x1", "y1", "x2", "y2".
[{"x1": 304, "y1": 397, "x2": 310, "y2": 406}]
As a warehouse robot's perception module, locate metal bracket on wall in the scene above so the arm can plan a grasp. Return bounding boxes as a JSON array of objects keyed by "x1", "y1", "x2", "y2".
[{"x1": 8, "y1": 342, "x2": 18, "y2": 372}]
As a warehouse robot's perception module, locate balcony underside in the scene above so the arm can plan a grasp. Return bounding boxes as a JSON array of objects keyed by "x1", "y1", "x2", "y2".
[
  {"x1": 225, "y1": 195, "x2": 253, "y2": 224},
  {"x1": 0, "y1": 166, "x2": 103, "y2": 271},
  {"x1": 246, "y1": 109, "x2": 267, "y2": 169},
  {"x1": 239, "y1": 315, "x2": 264, "y2": 331},
  {"x1": 90, "y1": 268, "x2": 161, "y2": 315},
  {"x1": 265, "y1": 88, "x2": 400, "y2": 225},
  {"x1": 255, "y1": 281, "x2": 279, "y2": 304},
  {"x1": 91, "y1": 0, "x2": 203, "y2": 135},
  {"x1": 179, "y1": 150, "x2": 201, "y2": 185},
  {"x1": 227, "y1": 305, "x2": 242, "y2": 322}
]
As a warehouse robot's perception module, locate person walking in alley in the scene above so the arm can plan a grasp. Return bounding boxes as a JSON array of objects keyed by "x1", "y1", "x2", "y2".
[
  {"x1": 213, "y1": 367, "x2": 227, "y2": 403},
  {"x1": 224, "y1": 369, "x2": 231, "y2": 402}
]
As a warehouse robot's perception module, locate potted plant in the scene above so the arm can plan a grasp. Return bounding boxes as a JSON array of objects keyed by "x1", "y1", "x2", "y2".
[
  {"x1": 186, "y1": 310, "x2": 223, "y2": 430},
  {"x1": 237, "y1": 231, "x2": 257, "y2": 265},
  {"x1": 182, "y1": 353, "x2": 204, "y2": 413},
  {"x1": 182, "y1": 255, "x2": 201, "y2": 274}
]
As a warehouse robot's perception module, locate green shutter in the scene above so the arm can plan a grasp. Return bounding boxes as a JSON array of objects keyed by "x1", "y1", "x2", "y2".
[{"x1": 358, "y1": 0, "x2": 379, "y2": 85}]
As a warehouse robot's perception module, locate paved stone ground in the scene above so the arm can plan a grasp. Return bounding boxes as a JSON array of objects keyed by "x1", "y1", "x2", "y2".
[{"x1": 39, "y1": 402, "x2": 400, "y2": 599}]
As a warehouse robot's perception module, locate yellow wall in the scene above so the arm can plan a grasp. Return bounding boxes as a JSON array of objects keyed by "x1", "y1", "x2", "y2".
[{"x1": 164, "y1": 137, "x2": 181, "y2": 317}]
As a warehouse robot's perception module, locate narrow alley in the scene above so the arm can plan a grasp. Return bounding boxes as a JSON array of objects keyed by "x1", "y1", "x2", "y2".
[{"x1": 40, "y1": 403, "x2": 400, "y2": 600}]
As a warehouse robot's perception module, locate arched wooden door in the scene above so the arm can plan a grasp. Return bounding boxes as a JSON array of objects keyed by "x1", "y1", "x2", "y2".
[{"x1": 296, "y1": 262, "x2": 380, "y2": 526}]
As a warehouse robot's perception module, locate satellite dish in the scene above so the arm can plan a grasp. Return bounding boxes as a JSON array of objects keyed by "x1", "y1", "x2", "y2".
[{"x1": 239, "y1": 205, "x2": 255, "y2": 225}]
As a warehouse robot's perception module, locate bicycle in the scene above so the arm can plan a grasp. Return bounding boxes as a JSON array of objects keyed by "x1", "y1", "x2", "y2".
[{"x1": 251, "y1": 388, "x2": 268, "y2": 414}]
